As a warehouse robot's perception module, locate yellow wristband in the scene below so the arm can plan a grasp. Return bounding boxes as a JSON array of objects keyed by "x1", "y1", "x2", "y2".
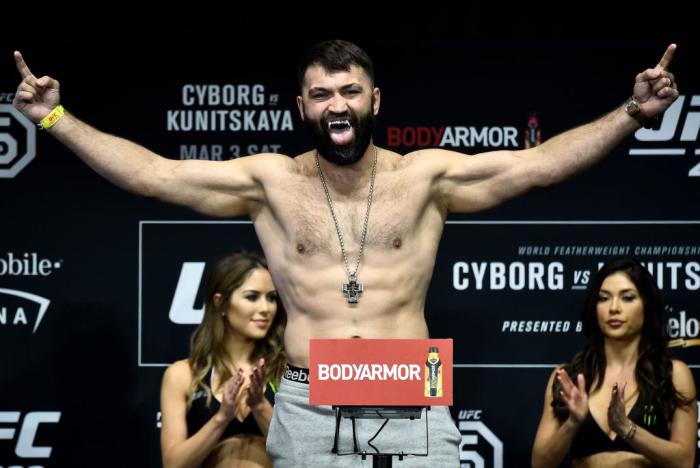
[{"x1": 38, "y1": 105, "x2": 65, "y2": 130}]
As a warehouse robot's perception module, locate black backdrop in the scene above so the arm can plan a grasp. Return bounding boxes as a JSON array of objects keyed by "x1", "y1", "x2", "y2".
[{"x1": 1, "y1": 10, "x2": 699, "y2": 467}]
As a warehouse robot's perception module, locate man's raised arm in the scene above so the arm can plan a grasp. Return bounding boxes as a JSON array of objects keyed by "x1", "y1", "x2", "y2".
[
  {"x1": 430, "y1": 44, "x2": 679, "y2": 214},
  {"x1": 13, "y1": 51, "x2": 274, "y2": 218}
]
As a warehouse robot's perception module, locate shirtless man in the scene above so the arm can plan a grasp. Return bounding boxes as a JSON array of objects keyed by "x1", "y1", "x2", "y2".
[{"x1": 13, "y1": 40, "x2": 679, "y2": 466}]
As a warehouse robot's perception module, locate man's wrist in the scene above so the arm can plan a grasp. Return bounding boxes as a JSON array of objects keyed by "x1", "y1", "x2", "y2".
[
  {"x1": 38, "y1": 105, "x2": 65, "y2": 130},
  {"x1": 623, "y1": 97, "x2": 658, "y2": 129}
]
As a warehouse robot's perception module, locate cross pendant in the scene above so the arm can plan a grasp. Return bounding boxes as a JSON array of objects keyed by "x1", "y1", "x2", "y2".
[{"x1": 341, "y1": 275, "x2": 363, "y2": 304}]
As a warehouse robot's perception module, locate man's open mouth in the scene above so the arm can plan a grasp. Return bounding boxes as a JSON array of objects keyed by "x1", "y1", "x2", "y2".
[
  {"x1": 327, "y1": 119, "x2": 352, "y2": 130},
  {"x1": 326, "y1": 118, "x2": 354, "y2": 145}
]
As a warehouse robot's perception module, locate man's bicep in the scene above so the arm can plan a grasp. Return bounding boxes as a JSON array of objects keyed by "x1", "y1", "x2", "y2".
[
  {"x1": 153, "y1": 155, "x2": 268, "y2": 217},
  {"x1": 440, "y1": 149, "x2": 544, "y2": 213}
]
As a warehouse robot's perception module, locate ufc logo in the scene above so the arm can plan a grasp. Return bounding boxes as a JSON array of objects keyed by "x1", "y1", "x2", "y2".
[
  {"x1": 458, "y1": 420, "x2": 503, "y2": 468},
  {"x1": 629, "y1": 95, "x2": 700, "y2": 176},
  {"x1": 0, "y1": 104, "x2": 37, "y2": 178},
  {"x1": 0, "y1": 411, "x2": 60, "y2": 458},
  {"x1": 168, "y1": 262, "x2": 205, "y2": 324}
]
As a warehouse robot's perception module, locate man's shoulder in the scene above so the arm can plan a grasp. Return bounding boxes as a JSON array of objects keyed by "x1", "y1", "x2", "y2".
[
  {"x1": 245, "y1": 151, "x2": 296, "y2": 166},
  {"x1": 398, "y1": 148, "x2": 473, "y2": 172},
  {"x1": 240, "y1": 151, "x2": 308, "y2": 176},
  {"x1": 403, "y1": 148, "x2": 474, "y2": 160}
]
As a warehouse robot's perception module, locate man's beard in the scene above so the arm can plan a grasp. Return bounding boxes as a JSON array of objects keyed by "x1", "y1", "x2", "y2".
[{"x1": 302, "y1": 103, "x2": 375, "y2": 166}]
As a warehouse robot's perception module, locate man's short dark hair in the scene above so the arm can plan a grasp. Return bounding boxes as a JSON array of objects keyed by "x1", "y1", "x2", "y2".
[{"x1": 297, "y1": 40, "x2": 375, "y2": 92}]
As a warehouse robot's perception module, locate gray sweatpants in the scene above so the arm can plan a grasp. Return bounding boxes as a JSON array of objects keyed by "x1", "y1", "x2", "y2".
[{"x1": 266, "y1": 376, "x2": 461, "y2": 467}]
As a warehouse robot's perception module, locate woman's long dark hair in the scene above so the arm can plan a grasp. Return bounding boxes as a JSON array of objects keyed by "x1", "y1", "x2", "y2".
[{"x1": 553, "y1": 257, "x2": 692, "y2": 422}]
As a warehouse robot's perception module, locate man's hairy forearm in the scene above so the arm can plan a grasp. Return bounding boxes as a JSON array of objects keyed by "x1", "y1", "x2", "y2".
[
  {"x1": 535, "y1": 106, "x2": 639, "y2": 185},
  {"x1": 47, "y1": 111, "x2": 162, "y2": 196}
]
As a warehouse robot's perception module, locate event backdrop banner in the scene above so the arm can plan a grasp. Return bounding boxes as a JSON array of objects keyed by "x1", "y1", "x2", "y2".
[{"x1": 1, "y1": 37, "x2": 698, "y2": 467}]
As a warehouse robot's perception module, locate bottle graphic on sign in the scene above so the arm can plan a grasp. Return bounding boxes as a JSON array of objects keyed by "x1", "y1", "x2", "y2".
[
  {"x1": 424, "y1": 346, "x2": 443, "y2": 397},
  {"x1": 524, "y1": 112, "x2": 542, "y2": 149}
]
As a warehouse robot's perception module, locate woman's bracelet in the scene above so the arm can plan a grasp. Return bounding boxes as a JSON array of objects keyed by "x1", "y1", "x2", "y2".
[{"x1": 620, "y1": 421, "x2": 637, "y2": 441}]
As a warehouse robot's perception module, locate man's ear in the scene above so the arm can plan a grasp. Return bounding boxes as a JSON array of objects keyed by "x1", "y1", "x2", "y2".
[
  {"x1": 296, "y1": 96, "x2": 305, "y2": 121},
  {"x1": 372, "y1": 87, "x2": 381, "y2": 116}
]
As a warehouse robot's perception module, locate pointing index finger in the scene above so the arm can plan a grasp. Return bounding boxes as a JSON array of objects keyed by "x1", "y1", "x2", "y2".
[
  {"x1": 14, "y1": 51, "x2": 34, "y2": 79},
  {"x1": 657, "y1": 43, "x2": 677, "y2": 70}
]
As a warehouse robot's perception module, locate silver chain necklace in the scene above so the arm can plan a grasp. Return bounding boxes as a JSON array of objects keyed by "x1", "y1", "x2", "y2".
[{"x1": 315, "y1": 146, "x2": 377, "y2": 304}]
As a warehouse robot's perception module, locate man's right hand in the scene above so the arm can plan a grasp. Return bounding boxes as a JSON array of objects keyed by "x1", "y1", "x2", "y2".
[
  {"x1": 13, "y1": 51, "x2": 61, "y2": 124},
  {"x1": 632, "y1": 44, "x2": 679, "y2": 120}
]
